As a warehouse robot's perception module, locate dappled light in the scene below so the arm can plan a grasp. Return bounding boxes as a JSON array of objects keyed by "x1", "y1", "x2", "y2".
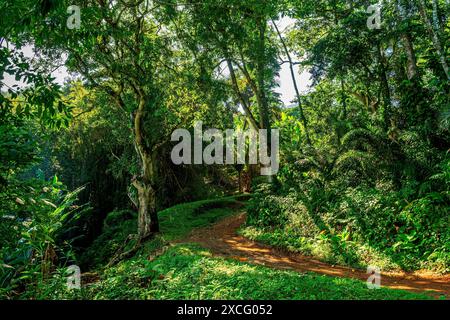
[
  {"x1": 185, "y1": 213, "x2": 450, "y2": 298},
  {"x1": 1, "y1": 0, "x2": 448, "y2": 302}
]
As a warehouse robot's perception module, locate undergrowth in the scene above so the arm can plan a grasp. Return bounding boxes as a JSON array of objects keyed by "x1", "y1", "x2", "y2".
[{"x1": 36, "y1": 244, "x2": 435, "y2": 300}]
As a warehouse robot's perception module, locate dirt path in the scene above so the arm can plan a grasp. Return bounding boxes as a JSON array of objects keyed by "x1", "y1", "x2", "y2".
[{"x1": 184, "y1": 213, "x2": 450, "y2": 298}]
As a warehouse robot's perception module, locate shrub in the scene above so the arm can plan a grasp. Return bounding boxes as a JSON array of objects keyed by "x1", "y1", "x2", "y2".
[
  {"x1": 103, "y1": 210, "x2": 136, "y2": 230},
  {"x1": 0, "y1": 177, "x2": 86, "y2": 299},
  {"x1": 246, "y1": 183, "x2": 320, "y2": 237},
  {"x1": 78, "y1": 210, "x2": 137, "y2": 269},
  {"x1": 392, "y1": 192, "x2": 450, "y2": 272},
  {"x1": 246, "y1": 184, "x2": 290, "y2": 228}
]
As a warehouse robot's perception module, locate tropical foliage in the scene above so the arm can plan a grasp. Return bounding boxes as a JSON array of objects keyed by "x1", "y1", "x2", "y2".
[{"x1": 0, "y1": 0, "x2": 448, "y2": 300}]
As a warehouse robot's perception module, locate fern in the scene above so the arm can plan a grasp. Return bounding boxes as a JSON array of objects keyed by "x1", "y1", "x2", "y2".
[{"x1": 341, "y1": 128, "x2": 386, "y2": 153}]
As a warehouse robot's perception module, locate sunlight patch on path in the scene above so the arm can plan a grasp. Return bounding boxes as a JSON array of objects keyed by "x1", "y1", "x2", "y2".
[{"x1": 183, "y1": 213, "x2": 450, "y2": 299}]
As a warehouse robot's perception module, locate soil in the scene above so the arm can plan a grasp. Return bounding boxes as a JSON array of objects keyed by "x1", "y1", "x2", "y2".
[{"x1": 184, "y1": 212, "x2": 450, "y2": 299}]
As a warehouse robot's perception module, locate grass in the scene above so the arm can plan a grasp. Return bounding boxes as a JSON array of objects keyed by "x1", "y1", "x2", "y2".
[
  {"x1": 61, "y1": 244, "x2": 433, "y2": 300},
  {"x1": 238, "y1": 226, "x2": 401, "y2": 272},
  {"x1": 158, "y1": 196, "x2": 243, "y2": 241},
  {"x1": 79, "y1": 196, "x2": 242, "y2": 268},
  {"x1": 55, "y1": 196, "x2": 435, "y2": 300}
]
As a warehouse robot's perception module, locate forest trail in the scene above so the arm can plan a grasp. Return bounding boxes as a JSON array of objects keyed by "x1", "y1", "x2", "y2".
[{"x1": 184, "y1": 213, "x2": 450, "y2": 298}]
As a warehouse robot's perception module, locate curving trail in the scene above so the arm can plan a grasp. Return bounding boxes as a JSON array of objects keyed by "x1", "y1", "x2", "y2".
[{"x1": 185, "y1": 212, "x2": 450, "y2": 298}]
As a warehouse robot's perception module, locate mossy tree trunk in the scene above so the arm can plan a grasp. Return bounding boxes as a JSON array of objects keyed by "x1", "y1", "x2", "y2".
[{"x1": 132, "y1": 96, "x2": 160, "y2": 239}]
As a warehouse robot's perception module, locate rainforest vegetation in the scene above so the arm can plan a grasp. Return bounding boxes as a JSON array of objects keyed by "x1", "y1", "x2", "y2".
[{"x1": 0, "y1": 0, "x2": 449, "y2": 300}]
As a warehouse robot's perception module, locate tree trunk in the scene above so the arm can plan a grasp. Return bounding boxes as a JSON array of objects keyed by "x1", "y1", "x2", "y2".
[
  {"x1": 225, "y1": 58, "x2": 260, "y2": 131},
  {"x1": 402, "y1": 33, "x2": 419, "y2": 80},
  {"x1": 272, "y1": 19, "x2": 312, "y2": 146},
  {"x1": 340, "y1": 79, "x2": 347, "y2": 120},
  {"x1": 431, "y1": 0, "x2": 440, "y2": 31},
  {"x1": 377, "y1": 42, "x2": 393, "y2": 131},
  {"x1": 417, "y1": 0, "x2": 450, "y2": 80},
  {"x1": 256, "y1": 17, "x2": 271, "y2": 134},
  {"x1": 135, "y1": 181, "x2": 158, "y2": 237},
  {"x1": 255, "y1": 17, "x2": 274, "y2": 180},
  {"x1": 132, "y1": 153, "x2": 159, "y2": 238},
  {"x1": 133, "y1": 96, "x2": 159, "y2": 239},
  {"x1": 397, "y1": 0, "x2": 419, "y2": 80}
]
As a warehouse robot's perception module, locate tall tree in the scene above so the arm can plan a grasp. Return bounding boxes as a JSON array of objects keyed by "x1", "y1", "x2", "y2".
[
  {"x1": 272, "y1": 19, "x2": 311, "y2": 145},
  {"x1": 416, "y1": 0, "x2": 450, "y2": 80},
  {"x1": 35, "y1": 0, "x2": 177, "y2": 240}
]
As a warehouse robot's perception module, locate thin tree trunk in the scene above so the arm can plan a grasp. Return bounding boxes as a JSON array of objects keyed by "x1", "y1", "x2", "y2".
[
  {"x1": 238, "y1": 170, "x2": 242, "y2": 193},
  {"x1": 256, "y1": 17, "x2": 274, "y2": 180},
  {"x1": 235, "y1": 51, "x2": 267, "y2": 126},
  {"x1": 417, "y1": 0, "x2": 450, "y2": 80},
  {"x1": 272, "y1": 19, "x2": 312, "y2": 146},
  {"x1": 402, "y1": 33, "x2": 419, "y2": 80},
  {"x1": 397, "y1": 0, "x2": 419, "y2": 80},
  {"x1": 225, "y1": 58, "x2": 260, "y2": 131},
  {"x1": 431, "y1": 0, "x2": 440, "y2": 31},
  {"x1": 377, "y1": 42, "x2": 393, "y2": 131},
  {"x1": 340, "y1": 79, "x2": 347, "y2": 120},
  {"x1": 256, "y1": 17, "x2": 271, "y2": 134}
]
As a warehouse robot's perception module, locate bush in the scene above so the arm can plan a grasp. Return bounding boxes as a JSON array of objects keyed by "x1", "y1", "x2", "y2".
[
  {"x1": 78, "y1": 210, "x2": 137, "y2": 269},
  {"x1": 0, "y1": 177, "x2": 87, "y2": 299},
  {"x1": 103, "y1": 210, "x2": 136, "y2": 230},
  {"x1": 246, "y1": 184, "x2": 290, "y2": 228},
  {"x1": 392, "y1": 192, "x2": 450, "y2": 272},
  {"x1": 244, "y1": 178, "x2": 449, "y2": 273}
]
